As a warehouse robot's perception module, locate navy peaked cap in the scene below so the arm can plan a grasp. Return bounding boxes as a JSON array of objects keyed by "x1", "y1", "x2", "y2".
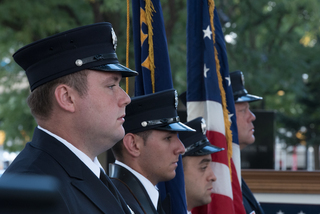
[
  {"x1": 230, "y1": 70, "x2": 262, "y2": 103},
  {"x1": 180, "y1": 117, "x2": 223, "y2": 157},
  {"x1": 124, "y1": 89, "x2": 195, "y2": 134},
  {"x1": 13, "y1": 22, "x2": 138, "y2": 91}
]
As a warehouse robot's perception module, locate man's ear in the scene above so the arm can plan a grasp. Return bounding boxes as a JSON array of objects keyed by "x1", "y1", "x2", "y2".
[
  {"x1": 122, "y1": 133, "x2": 142, "y2": 157},
  {"x1": 54, "y1": 84, "x2": 76, "y2": 113}
]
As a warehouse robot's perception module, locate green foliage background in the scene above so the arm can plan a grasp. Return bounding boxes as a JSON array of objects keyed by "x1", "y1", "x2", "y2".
[{"x1": 0, "y1": 0, "x2": 320, "y2": 157}]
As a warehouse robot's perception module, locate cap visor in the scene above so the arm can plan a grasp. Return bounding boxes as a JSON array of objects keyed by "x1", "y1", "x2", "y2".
[
  {"x1": 200, "y1": 144, "x2": 224, "y2": 154},
  {"x1": 91, "y1": 63, "x2": 138, "y2": 77},
  {"x1": 188, "y1": 144, "x2": 224, "y2": 156},
  {"x1": 155, "y1": 122, "x2": 195, "y2": 132},
  {"x1": 183, "y1": 141, "x2": 224, "y2": 157},
  {"x1": 236, "y1": 94, "x2": 262, "y2": 103}
]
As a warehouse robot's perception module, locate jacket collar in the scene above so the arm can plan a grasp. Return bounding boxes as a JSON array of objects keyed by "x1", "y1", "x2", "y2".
[
  {"x1": 31, "y1": 127, "x2": 130, "y2": 214},
  {"x1": 110, "y1": 163, "x2": 159, "y2": 214}
]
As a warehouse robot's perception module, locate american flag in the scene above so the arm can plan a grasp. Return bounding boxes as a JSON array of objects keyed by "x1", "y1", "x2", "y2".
[
  {"x1": 186, "y1": 0, "x2": 246, "y2": 213},
  {"x1": 131, "y1": 0, "x2": 188, "y2": 213}
]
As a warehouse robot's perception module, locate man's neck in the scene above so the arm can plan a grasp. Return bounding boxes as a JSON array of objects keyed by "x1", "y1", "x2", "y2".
[{"x1": 187, "y1": 205, "x2": 193, "y2": 212}]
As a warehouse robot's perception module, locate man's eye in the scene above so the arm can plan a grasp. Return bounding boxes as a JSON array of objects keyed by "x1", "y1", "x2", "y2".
[{"x1": 201, "y1": 166, "x2": 207, "y2": 171}]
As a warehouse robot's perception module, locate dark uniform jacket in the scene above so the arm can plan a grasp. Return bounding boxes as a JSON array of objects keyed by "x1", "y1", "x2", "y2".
[
  {"x1": 109, "y1": 163, "x2": 167, "y2": 214},
  {"x1": 242, "y1": 178, "x2": 265, "y2": 214},
  {"x1": 1, "y1": 127, "x2": 132, "y2": 214}
]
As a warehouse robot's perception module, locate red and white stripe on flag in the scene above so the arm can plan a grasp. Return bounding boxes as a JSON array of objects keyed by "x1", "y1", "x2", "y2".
[
  {"x1": 186, "y1": 0, "x2": 246, "y2": 213},
  {"x1": 188, "y1": 101, "x2": 243, "y2": 213}
]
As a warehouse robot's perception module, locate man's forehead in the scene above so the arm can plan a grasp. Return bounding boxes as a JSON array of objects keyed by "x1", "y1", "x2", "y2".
[
  {"x1": 88, "y1": 69, "x2": 122, "y2": 80},
  {"x1": 153, "y1": 129, "x2": 178, "y2": 135},
  {"x1": 235, "y1": 101, "x2": 250, "y2": 108},
  {"x1": 185, "y1": 155, "x2": 212, "y2": 164},
  {"x1": 198, "y1": 156, "x2": 212, "y2": 164}
]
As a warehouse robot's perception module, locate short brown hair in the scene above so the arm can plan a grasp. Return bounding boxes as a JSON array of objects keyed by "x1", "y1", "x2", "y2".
[
  {"x1": 27, "y1": 70, "x2": 89, "y2": 120},
  {"x1": 112, "y1": 130, "x2": 153, "y2": 161},
  {"x1": 135, "y1": 130, "x2": 153, "y2": 145}
]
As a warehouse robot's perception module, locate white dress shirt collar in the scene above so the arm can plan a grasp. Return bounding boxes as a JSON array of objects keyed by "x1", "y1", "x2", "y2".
[
  {"x1": 115, "y1": 160, "x2": 159, "y2": 209},
  {"x1": 37, "y1": 125, "x2": 103, "y2": 178}
]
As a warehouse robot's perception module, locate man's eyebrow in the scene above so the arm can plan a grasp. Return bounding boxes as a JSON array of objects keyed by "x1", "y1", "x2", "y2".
[
  {"x1": 199, "y1": 158, "x2": 211, "y2": 165},
  {"x1": 102, "y1": 74, "x2": 121, "y2": 83},
  {"x1": 113, "y1": 75, "x2": 121, "y2": 81}
]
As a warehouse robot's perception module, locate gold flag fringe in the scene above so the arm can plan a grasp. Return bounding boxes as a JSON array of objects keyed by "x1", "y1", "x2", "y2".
[
  {"x1": 208, "y1": 0, "x2": 233, "y2": 181},
  {"x1": 145, "y1": 0, "x2": 156, "y2": 93}
]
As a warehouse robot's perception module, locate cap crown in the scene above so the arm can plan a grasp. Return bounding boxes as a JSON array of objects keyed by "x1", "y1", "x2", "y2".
[
  {"x1": 179, "y1": 117, "x2": 207, "y2": 148},
  {"x1": 124, "y1": 89, "x2": 195, "y2": 133},
  {"x1": 180, "y1": 117, "x2": 224, "y2": 157},
  {"x1": 230, "y1": 70, "x2": 262, "y2": 103},
  {"x1": 13, "y1": 22, "x2": 137, "y2": 91}
]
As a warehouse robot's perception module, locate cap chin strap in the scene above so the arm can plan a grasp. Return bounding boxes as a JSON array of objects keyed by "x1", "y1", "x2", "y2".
[
  {"x1": 75, "y1": 53, "x2": 118, "y2": 67},
  {"x1": 140, "y1": 116, "x2": 180, "y2": 128}
]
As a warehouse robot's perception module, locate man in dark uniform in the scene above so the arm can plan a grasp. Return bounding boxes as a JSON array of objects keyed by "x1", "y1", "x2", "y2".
[
  {"x1": 0, "y1": 22, "x2": 138, "y2": 214},
  {"x1": 179, "y1": 117, "x2": 224, "y2": 213},
  {"x1": 110, "y1": 89, "x2": 195, "y2": 214},
  {"x1": 230, "y1": 70, "x2": 265, "y2": 214}
]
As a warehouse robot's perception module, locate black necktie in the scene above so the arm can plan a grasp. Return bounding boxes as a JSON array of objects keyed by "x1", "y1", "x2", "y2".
[
  {"x1": 99, "y1": 168, "x2": 119, "y2": 199},
  {"x1": 100, "y1": 169, "x2": 133, "y2": 214},
  {"x1": 100, "y1": 168, "x2": 133, "y2": 214},
  {"x1": 157, "y1": 195, "x2": 166, "y2": 214}
]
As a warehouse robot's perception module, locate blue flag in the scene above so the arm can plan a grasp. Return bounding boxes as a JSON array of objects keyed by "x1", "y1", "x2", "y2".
[
  {"x1": 132, "y1": 0, "x2": 173, "y2": 95},
  {"x1": 132, "y1": 0, "x2": 188, "y2": 213}
]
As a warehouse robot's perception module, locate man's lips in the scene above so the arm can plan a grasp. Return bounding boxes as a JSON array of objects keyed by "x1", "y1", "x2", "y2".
[
  {"x1": 118, "y1": 114, "x2": 126, "y2": 121},
  {"x1": 172, "y1": 160, "x2": 179, "y2": 166}
]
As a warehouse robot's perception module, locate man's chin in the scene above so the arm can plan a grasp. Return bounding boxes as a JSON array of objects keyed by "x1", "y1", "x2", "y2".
[
  {"x1": 246, "y1": 135, "x2": 255, "y2": 144},
  {"x1": 240, "y1": 140, "x2": 255, "y2": 149},
  {"x1": 203, "y1": 197, "x2": 212, "y2": 206},
  {"x1": 113, "y1": 128, "x2": 125, "y2": 143},
  {"x1": 164, "y1": 172, "x2": 176, "y2": 182}
]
